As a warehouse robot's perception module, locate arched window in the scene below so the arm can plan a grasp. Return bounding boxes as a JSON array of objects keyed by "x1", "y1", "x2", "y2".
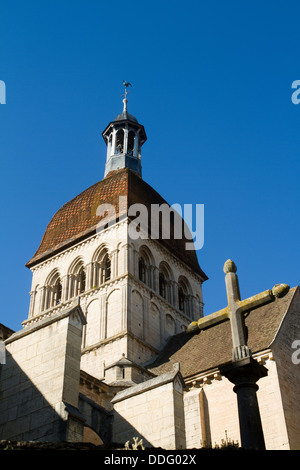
[
  {"x1": 127, "y1": 130, "x2": 135, "y2": 156},
  {"x1": 44, "y1": 270, "x2": 63, "y2": 311},
  {"x1": 116, "y1": 129, "x2": 124, "y2": 154},
  {"x1": 178, "y1": 276, "x2": 192, "y2": 317},
  {"x1": 138, "y1": 246, "x2": 155, "y2": 288},
  {"x1": 92, "y1": 246, "x2": 112, "y2": 288},
  {"x1": 159, "y1": 272, "x2": 167, "y2": 299},
  {"x1": 102, "y1": 254, "x2": 111, "y2": 283},
  {"x1": 67, "y1": 258, "x2": 86, "y2": 299},
  {"x1": 158, "y1": 262, "x2": 173, "y2": 303},
  {"x1": 77, "y1": 266, "x2": 86, "y2": 294},
  {"x1": 178, "y1": 286, "x2": 186, "y2": 312},
  {"x1": 139, "y1": 257, "x2": 146, "y2": 283},
  {"x1": 54, "y1": 278, "x2": 62, "y2": 305}
]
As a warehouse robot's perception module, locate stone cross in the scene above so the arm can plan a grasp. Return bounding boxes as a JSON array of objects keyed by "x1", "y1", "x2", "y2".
[
  {"x1": 188, "y1": 259, "x2": 290, "y2": 449},
  {"x1": 187, "y1": 259, "x2": 290, "y2": 362}
]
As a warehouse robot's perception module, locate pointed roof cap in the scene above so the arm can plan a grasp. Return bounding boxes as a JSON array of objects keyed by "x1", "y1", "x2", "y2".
[{"x1": 113, "y1": 97, "x2": 138, "y2": 123}]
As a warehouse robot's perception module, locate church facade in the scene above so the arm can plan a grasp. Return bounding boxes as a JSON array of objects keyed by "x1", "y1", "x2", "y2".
[{"x1": 0, "y1": 95, "x2": 299, "y2": 449}]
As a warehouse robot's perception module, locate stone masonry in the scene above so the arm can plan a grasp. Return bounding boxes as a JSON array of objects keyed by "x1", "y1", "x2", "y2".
[{"x1": 0, "y1": 300, "x2": 86, "y2": 442}]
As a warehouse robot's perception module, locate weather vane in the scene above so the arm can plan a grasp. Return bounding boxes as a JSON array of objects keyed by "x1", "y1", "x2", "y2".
[{"x1": 122, "y1": 80, "x2": 132, "y2": 99}]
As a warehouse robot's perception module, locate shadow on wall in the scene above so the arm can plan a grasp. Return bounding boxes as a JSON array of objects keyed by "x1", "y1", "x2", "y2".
[
  {"x1": 0, "y1": 351, "x2": 72, "y2": 441},
  {"x1": 111, "y1": 409, "x2": 153, "y2": 449},
  {"x1": 78, "y1": 393, "x2": 113, "y2": 445},
  {"x1": 0, "y1": 352, "x2": 111, "y2": 444}
]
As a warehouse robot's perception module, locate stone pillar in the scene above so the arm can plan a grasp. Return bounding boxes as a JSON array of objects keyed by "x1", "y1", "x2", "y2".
[
  {"x1": 166, "y1": 280, "x2": 172, "y2": 304},
  {"x1": 173, "y1": 281, "x2": 179, "y2": 310},
  {"x1": 133, "y1": 132, "x2": 139, "y2": 157},
  {"x1": 111, "y1": 128, "x2": 116, "y2": 155},
  {"x1": 40, "y1": 286, "x2": 47, "y2": 312},
  {"x1": 93, "y1": 262, "x2": 99, "y2": 288},
  {"x1": 220, "y1": 356, "x2": 268, "y2": 450},
  {"x1": 187, "y1": 294, "x2": 193, "y2": 318},
  {"x1": 111, "y1": 249, "x2": 118, "y2": 279},
  {"x1": 123, "y1": 285, "x2": 128, "y2": 331},
  {"x1": 48, "y1": 286, "x2": 54, "y2": 309},
  {"x1": 73, "y1": 277, "x2": 78, "y2": 298},
  {"x1": 107, "y1": 135, "x2": 112, "y2": 160},
  {"x1": 124, "y1": 127, "x2": 129, "y2": 154},
  {"x1": 148, "y1": 265, "x2": 155, "y2": 290},
  {"x1": 62, "y1": 275, "x2": 68, "y2": 302},
  {"x1": 68, "y1": 275, "x2": 74, "y2": 300},
  {"x1": 28, "y1": 290, "x2": 35, "y2": 318},
  {"x1": 123, "y1": 243, "x2": 130, "y2": 274},
  {"x1": 99, "y1": 295, "x2": 106, "y2": 340},
  {"x1": 153, "y1": 267, "x2": 159, "y2": 293},
  {"x1": 86, "y1": 262, "x2": 93, "y2": 290},
  {"x1": 143, "y1": 296, "x2": 149, "y2": 341}
]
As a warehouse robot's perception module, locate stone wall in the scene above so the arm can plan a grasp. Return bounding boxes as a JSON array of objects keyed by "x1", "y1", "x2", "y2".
[
  {"x1": 26, "y1": 219, "x2": 204, "y2": 387},
  {"x1": 182, "y1": 352, "x2": 292, "y2": 450},
  {"x1": 111, "y1": 366, "x2": 186, "y2": 449},
  {"x1": 272, "y1": 287, "x2": 300, "y2": 449},
  {"x1": 0, "y1": 302, "x2": 86, "y2": 442}
]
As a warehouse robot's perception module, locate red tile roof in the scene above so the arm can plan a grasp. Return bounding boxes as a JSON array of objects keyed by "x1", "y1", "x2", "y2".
[{"x1": 26, "y1": 168, "x2": 207, "y2": 280}]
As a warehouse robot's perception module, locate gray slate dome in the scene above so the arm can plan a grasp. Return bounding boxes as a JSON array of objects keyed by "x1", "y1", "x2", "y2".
[{"x1": 114, "y1": 110, "x2": 138, "y2": 123}]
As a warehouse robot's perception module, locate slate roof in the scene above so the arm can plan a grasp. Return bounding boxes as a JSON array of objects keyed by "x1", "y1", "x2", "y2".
[
  {"x1": 114, "y1": 110, "x2": 138, "y2": 123},
  {"x1": 111, "y1": 364, "x2": 184, "y2": 404},
  {"x1": 26, "y1": 168, "x2": 207, "y2": 280},
  {"x1": 147, "y1": 287, "x2": 299, "y2": 380}
]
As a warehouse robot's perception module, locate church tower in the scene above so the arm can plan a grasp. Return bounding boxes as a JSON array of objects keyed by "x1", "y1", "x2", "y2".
[
  {"x1": 25, "y1": 87, "x2": 207, "y2": 386},
  {"x1": 102, "y1": 88, "x2": 147, "y2": 178}
]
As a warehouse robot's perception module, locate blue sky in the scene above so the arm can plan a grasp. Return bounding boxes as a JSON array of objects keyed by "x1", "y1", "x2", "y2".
[{"x1": 0, "y1": 0, "x2": 299, "y2": 331}]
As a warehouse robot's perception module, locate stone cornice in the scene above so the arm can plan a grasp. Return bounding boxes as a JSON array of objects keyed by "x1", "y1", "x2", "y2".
[
  {"x1": 183, "y1": 349, "x2": 274, "y2": 389},
  {"x1": 29, "y1": 219, "x2": 129, "y2": 273},
  {"x1": 6, "y1": 299, "x2": 85, "y2": 344},
  {"x1": 81, "y1": 329, "x2": 160, "y2": 357},
  {"x1": 29, "y1": 217, "x2": 205, "y2": 285}
]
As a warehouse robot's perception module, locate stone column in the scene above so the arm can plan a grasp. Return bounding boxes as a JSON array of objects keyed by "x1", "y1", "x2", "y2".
[
  {"x1": 123, "y1": 285, "x2": 129, "y2": 331},
  {"x1": 39, "y1": 286, "x2": 47, "y2": 312},
  {"x1": 86, "y1": 262, "x2": 93, "y2": 290},
  {"x1": 133, "y1": 132, "x2": 139, "y2": 157},
  {"x1": 73, "y1": 277, "x2": 78, "y2": 298},
  {"x1": 173, "y1": 281, "x2": 179, "y2": 309},
  {"x1": 148, "y1": 266, "x2": 154, "y2": 289},
  {"x1": 106, "y1": 135, "x2": 112, "y2": 160},
  {"x1": 187, "y1": 294, "x2": 193, "y2": 318},
  {"x1": 111, "y1": 129, "x2": 116, "y2": 155},
  {"x1": 168, "y1": 281, "x2": 172, "y2": 305},
  {"x1": 124, "y1": 127, "x2": 129, "y2": 154},
  {"x1": 152, "y1": 267, "x2": 159, "y2": 293},
  {"x1": 99, "y1": 295, "x2": 106, "y2": 340},
  {"x1": 49, "y1": 287, "x2": 54, "y2": 309},
  {"x1": 62, "y1": 275, "x2": 69, "y2": 302},
  {"x1": 123, "y1": 243, "x2": 130, "y2": 275},
  {"x1": 110, "y1": 249, "x2": 118, "y2": 279},
  {"x1": 68, "y1": 275, "x2": 74, "y2": 300},
  {"x1": 143, "y1": 296, "x2": 149, "y2": 341},
  {"x1": 28, "y1": 290, "x2": 35, "y2": 318},
  {"x1": 93, "y1": 262, "x2": 99, "y2": 288},
  {"x1": 220, "y1": 356, "x2": 268, "y2": 450}
]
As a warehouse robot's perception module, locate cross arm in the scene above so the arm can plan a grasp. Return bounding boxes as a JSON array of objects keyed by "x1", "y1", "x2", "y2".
[
  {"x1": 237, "y1": 283, "x2": 290, "y2": 314},
  {"x1": 187, "y1": 307, "x2": 229, "y2": 334}
]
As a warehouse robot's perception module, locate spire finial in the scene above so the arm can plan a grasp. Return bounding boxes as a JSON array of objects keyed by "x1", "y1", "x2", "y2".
[{"x1": 122, "y1": 80, "x2": 132, "y2": 112}]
